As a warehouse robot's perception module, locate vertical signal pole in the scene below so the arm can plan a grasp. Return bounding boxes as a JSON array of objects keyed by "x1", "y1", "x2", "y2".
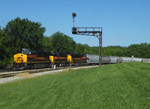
[
  {"x1": 99, "y1": 34, "x2": 102, "y2": 66},
  {"x1": 72, "y1": 13, "x2": 102, "y2": 66},
  {"x1": 72, "y1": 13, "x2": 77, "y2": 27}
]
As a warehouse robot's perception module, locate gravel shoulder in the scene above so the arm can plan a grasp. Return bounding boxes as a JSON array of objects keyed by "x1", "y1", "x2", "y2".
[{"x1": 0, "y1": 65, "x2": 98, "y2": 85}]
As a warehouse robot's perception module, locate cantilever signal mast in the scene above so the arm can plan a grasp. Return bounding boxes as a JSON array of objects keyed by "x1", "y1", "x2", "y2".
[
  {"x1": 72, "y1": 13, "x2": 77, "y2": 27},
  {"x1": 72, "y1": 13, "x2": 103, "y2": 66}
]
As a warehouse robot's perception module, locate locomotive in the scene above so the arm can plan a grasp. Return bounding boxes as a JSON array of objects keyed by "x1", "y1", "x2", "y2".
[
  {"x1": 13, "y1": 49, "x2": 51, "y2": 69},
  {"x1": 13, "y1": 49, "x2": 88, "y2": 69}
]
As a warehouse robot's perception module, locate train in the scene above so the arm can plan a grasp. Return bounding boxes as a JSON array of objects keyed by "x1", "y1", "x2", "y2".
[
  {"x1": 13, "y1": 48, "x2": 150, "y2": 69},
  {"x1": 13, "y1": 49, "x2": 88, "y2": 69}
]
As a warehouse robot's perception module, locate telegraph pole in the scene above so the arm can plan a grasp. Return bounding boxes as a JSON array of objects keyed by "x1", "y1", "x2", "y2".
[{"x1": 72, "y1": 13, "x2": 103, "y2": 66}]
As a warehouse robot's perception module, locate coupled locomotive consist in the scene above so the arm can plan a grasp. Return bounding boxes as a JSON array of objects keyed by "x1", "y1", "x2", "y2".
[{"x1": 13, "y1": 49, "x2": 88, "y2": 69}]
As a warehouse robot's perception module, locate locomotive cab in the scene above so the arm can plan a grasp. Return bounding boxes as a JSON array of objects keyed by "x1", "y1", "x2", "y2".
[
  {"x1": 13, "y1": 48, "x2": 52, "y2": 69},
  {"x1": 13, "y1": 53, "x2": 27, "y2": 68}
]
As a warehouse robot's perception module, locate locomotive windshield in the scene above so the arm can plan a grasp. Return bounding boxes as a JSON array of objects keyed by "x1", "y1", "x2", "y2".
[{"x1": 21, "y1": 48, "x2": 31, "y2": 55}]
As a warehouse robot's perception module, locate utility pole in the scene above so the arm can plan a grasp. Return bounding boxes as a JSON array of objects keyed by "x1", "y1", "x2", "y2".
[{"x1": 72, "y1": 13, "x2": 103, "y2": 66}]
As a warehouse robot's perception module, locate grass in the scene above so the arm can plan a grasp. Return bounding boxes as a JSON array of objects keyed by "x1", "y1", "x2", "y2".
[{"x1": 0, "y1": 62, "x2": 150, "y2": 109}]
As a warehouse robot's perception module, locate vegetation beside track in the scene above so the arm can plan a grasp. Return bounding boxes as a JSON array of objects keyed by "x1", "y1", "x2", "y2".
[
  {"x1": 1, "y1": 17, "x2": 150, "y2": 69},
  {"x1": 0, "y1": 62, "x2": 150, "y2": 109}
]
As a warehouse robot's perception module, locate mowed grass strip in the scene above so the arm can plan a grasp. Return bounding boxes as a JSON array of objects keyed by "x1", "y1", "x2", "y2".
[{"x1": 0, "y1": 62, "x2": 150, "y2": 109}]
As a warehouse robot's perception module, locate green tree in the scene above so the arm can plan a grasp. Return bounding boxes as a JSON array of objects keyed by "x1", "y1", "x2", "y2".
[
  {"x1": 102, "y1": 46, "x2": 128, "y2": 56},
  {"x1": 0, "y1": 27, "x2": 4, "y2": 59},
  {"x1": 42, "y1": 37, "x2": 54, "y2": 52},
  {"x1": 74, "y1": 43, "x2": 85, "y2": 54},
  {"x1": 0, "y1": 27, "x2": 5, "y2": 60},
  {"x1": 0, "y1": 27, "x2": 10, "y2": 68},
  {"x1": 49, "y1": 32, "x2": 76, "y2": 53},
  {"x1": 3, "y1": 17, "x2": 45, "y2": 54}
]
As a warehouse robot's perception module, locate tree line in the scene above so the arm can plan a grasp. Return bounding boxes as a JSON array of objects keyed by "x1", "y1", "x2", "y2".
[{"x1": 0, "y1": 17, "x2": 150, "y2": 68}]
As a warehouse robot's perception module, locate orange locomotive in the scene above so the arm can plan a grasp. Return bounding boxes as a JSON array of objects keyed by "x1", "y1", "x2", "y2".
[
  {"x1": 13, "y1": 49, "x2": 88, "y2": 69},
  {"x1": 13, "y1": 49, "x2": 51, "y2": 69}
]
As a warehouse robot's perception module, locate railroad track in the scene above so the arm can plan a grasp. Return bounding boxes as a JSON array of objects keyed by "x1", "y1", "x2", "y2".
[
  {"x1": 0, "y1": 71, "x2": 24, "y2": 78},
  {"x1": 0, "y1": 65, "x2": 97, "y2": 78},
  {"x1": 0, "y1": 65, "x2": 99, "y2": 85},
  {"x1": 0, "y1": 67, "x2": 57, "y2": 78}
]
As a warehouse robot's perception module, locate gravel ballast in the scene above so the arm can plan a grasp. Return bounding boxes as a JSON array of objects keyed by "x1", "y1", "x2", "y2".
[{"x1": 0, "y1": 65, "x2": 98, "y2": 85}]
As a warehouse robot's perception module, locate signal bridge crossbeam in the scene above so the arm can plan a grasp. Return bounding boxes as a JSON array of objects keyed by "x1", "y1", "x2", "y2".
[{"x1": 72, "y1": 27, "x2": 102, "y2": 37}]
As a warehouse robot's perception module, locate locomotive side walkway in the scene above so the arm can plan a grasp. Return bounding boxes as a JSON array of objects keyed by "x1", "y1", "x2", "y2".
[{"x1": 0, "y1": 65, "x2": 99, "y2": 85}]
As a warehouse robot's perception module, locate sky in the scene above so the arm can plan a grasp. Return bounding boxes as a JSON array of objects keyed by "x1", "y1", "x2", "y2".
[{"x1": 0, "y1": 0, "x2": 150, "y2": 47}]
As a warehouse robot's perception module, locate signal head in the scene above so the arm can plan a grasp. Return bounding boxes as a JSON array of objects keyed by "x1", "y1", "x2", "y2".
[{"x1": 72, "y1": 13, "x2": 77, "y2": 19}]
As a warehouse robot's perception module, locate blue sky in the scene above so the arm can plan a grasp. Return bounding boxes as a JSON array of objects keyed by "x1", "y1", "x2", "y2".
[{"x1": 0, "y1": 0, "x2": 150, "y2": 47}]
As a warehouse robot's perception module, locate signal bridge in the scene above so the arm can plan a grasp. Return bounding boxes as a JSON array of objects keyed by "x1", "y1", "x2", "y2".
[
  {"x1": 72, "y1": 27, "x2": 102, "y2": 37},
  {"x1": 71, "y1": 13, "x2": 102, "y2": 66}
]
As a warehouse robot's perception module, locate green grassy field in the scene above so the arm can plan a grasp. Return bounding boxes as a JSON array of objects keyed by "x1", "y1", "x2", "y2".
[{"x1": 0, "y1": 62, "x2": 150, "y2": 109}]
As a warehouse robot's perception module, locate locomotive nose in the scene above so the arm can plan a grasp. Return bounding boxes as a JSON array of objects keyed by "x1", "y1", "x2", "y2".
[
  {"x1": 14, "y1": 53, "x2": 27, "y2": 64},
  {"x1": 17, "y1": 57, "x2": 23, "y2": 63}
]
